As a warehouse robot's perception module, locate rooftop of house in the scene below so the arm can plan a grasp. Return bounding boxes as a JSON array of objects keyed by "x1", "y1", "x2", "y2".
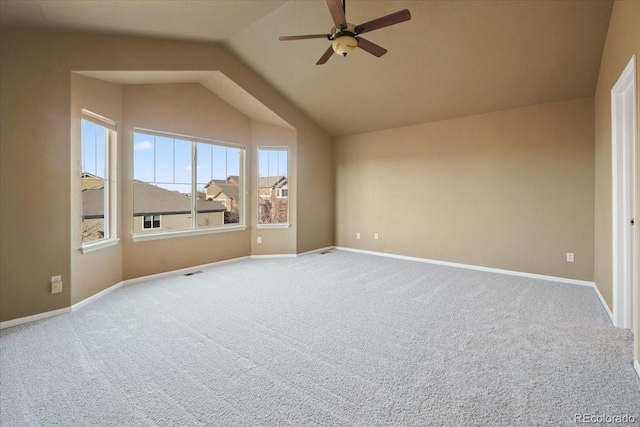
[
  {"x1": 83, "y1": 180, "x2": 226, "y2": 218},
  {"x1": 258, "y1": 176, "x2": 287, "y2": 189},
  {"x1": 208, "y1": 183, "x2": 240, "y2": 202}
]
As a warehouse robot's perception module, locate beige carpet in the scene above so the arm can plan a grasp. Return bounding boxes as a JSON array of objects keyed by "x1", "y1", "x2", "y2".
[{"x1": 1, "y1": 250, "x2": 639, "y2": 426}]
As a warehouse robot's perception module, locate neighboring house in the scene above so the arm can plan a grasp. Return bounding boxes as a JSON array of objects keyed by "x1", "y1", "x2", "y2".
[
  {"x1": 204, "y1": 179, "x2": 226, "y2": 201},
  {"x1": 82, "y1": 180, "x2": 226, "y2": 239},
  {"x1": 81, "y1": 183, "x2": 108, "y2": 241},
  {"x1": 204, "y1": 176, "x2": 241, "y2": 222},
  {"x1": 258, "y1": 176, "x2": 287, "y2": 199},
  {"x1": 81, "y1": 172, "x2": 104, "y2": 191},
  {"x1": 258, "y1": 175, "x2": 288, "y2": 224}
]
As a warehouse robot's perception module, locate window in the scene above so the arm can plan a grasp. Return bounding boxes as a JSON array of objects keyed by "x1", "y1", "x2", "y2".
[
  {"x1": 143, "y1": 215, "x2": 161, "y2": 229},
  {"x1": 258, "y1": 148, "x2": 289, "y2": 225},
  {"x1": 276, "y1": 187, "x2": 288, "y2": 198},
  {"x1": 81, "y1": 111, "x2": 116, "y2": 245},
  {"x1": 133, "y1": 129, "x2": 244, "y2": 235}
]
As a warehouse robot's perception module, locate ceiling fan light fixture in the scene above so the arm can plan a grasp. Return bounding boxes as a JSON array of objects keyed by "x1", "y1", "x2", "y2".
[{"x1": 332, "y1": 35, "x2": 357, "y2": 56}]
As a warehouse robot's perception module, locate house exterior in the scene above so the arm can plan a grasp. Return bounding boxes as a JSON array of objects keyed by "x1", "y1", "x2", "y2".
[
  {"x1": 82, "y1": 180, "x2": 226, "y2": 240},
  {"x1": 258, "y1": 175, "x2": 288, "y2": 224},
  {"x1": 204, "y1": 176, "x2": 241, "y2": 223},
  {"x1": 81, "y1": 172, "x2": 105, "y2": 191}
]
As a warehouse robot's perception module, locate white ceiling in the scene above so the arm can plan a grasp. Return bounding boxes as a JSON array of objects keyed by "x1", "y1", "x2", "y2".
[{"x1": 1, "y1": 0, "x2": 613, "y2": 137}]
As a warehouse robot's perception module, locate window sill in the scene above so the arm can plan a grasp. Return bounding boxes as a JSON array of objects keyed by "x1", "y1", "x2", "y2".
[
  {"x1": 81, "y1": 238, "x2": 120, "y2": 254},
  {"x1": 132, "y1": 225, "x2": 247, "y2": 242},
  {"x1": 256, "y1": 223, "x2": 291, "y2": 229}
]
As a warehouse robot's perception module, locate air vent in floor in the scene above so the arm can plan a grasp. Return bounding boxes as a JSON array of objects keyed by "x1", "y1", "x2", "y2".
[{"x1": 184, "y1": 271, "x2": 203, "y2": 276}]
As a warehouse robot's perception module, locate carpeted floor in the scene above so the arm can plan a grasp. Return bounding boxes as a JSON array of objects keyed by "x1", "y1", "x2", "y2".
[{"x1": 1, "y1": 250, "x2": 639, "y2": 426}]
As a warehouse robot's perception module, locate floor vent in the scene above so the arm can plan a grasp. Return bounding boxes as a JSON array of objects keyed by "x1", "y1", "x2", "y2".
[{"x1": 184, "y1": 271, "x2": 203, "y2": 276}]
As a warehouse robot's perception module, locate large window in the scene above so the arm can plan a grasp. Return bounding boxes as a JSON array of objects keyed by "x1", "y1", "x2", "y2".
[
  {"x1": 81, "y1": 111, "x2": 116, "y2": 245},
  {"x1": 133, "y1": 129, "x2": 244, "y2": 235},
  {"x1": 258, "y1": 148, "x2": 289, "y2": 225}
]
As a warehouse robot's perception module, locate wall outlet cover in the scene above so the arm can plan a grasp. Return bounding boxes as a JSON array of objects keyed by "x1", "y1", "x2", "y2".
[{"x1": 51, "y1": 281, "x2": 63, "y2": 294}]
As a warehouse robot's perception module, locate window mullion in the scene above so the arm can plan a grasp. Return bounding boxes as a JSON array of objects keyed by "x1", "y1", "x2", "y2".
[
  {"x1": 103, "y1": 127, "x2": 109, "y2": 239},
  {"x1": 191, "y1": 141, "x2": 197, "y2": 230},
  {"x1": 153, "y1": 135, "x2": 157, "y2": 184}
]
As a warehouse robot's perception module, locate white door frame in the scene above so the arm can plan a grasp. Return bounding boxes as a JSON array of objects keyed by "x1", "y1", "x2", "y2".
[{"x1": 611, "y1": 54, "x2": 638, "y2": 354}]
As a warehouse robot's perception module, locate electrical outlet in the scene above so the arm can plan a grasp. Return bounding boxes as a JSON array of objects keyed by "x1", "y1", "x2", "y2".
[
  {"x1": 566, "y1": 252, "x2": 574, "y2": 263},
  {"x1": 374, "y1": 233, "x2": 379, "y2": 240},
  {"x1": 51, "y1": 275, "x2": 62, "y2": 294},
  {"x1": 356, "y1": 233, "x2": 361, "y2": 240},
  {"x1": 257, "y1": 236, "x2": 262, "y2": 244}
]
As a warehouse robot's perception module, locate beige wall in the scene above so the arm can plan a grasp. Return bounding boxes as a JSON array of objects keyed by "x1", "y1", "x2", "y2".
[
  {"x1": 297, "y1": 122, "x2": 335, "y2": 253},
  {"x1": 250, "y1": 120, "x2": 297, "y2": 255},
  {"x1": 0, "y1": 28, "x2": 334, "y2": 322},
  {"x1": 336, "y1": 97, "x2": 595, "y2": 281},
  {"x1": 593, "y1": 0, "x2": 640, "y2": 358}
]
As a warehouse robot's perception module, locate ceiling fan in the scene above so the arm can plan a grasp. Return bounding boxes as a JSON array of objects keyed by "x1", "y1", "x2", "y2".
[{"x1": 279, "y1": 0, "x2": 411, "y2": 65}]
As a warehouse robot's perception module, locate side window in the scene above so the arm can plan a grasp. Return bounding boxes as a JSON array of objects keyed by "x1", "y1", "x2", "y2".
[
  {"x1": 258, "y1": 148, "x2": 289, "y2": 225},
  {"x1": 81, "y1": 112, "x2": 116, "y2": 244}
]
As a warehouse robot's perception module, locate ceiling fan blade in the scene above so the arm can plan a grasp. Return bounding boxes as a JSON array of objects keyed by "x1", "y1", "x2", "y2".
[
  {"x1": 355, "y1": 9, "x2": 411, "y2": 35},
  {"x1": 316, "y1": 46, "x2": 335, "y2": 65},
  {"x1": 355, "y1": 37, "x2": 387, "y2": 57},
  {"x1": 279, "y1": 34, "x2": 330, "y2": 41},
  {"x1": 325, "y1": 0, "x2": 347, "y2": 28}
]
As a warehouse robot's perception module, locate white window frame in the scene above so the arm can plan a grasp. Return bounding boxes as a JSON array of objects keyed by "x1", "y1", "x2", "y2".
[
  {"x1": 132, "y1": 127, "x2": 246, "y2": 241},
  {"x1": 81, "y1": 110, "x2": 119, "y2": 253},
  {"x1": 257, "y1": 147, "x2": 290, "y2": 228}
]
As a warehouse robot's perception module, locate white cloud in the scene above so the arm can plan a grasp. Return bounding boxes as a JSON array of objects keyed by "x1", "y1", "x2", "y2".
[{"x1": 134, "y1": 140, "x2": 153, "y2": 151}]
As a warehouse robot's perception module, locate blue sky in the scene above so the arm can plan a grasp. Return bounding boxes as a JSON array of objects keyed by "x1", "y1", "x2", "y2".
[
  {"x1": 81, "y1": 120, "x2": 106, "y2": 179},
  {"x1": 258, "y1": 149, "x2": 288, "y2": 180},
  {"x1": 83, "y1": 122, "x2": 288, "y2": 195},
  {"x1": 133, "y1": 131, "x2": 244, "y2": 193}
]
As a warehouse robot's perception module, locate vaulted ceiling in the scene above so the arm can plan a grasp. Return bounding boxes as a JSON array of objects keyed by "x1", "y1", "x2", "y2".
[{"x1": 0, "y1": 0, "x2": 613, "y2": 137}]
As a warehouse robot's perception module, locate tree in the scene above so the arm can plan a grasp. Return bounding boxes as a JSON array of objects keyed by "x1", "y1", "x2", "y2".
[{"x1": 82, "y1": 220, "x2": 104, "y2": 242}]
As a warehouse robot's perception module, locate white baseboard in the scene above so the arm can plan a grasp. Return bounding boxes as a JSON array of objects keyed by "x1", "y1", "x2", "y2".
[
  {"x1": 122, "y1": 256, "x2": 251, "y2": 286},
  {"x1": 71, "y1": 281, "x2": 124, "y2": 312},
  {"x1": 251, "y1": 246, "x2": 334, "y2": 258},
  {"x1": 297, "y1": 246, "x2": 334, "y2": 256},
  {"x1": 334, "y1": 246, "x2": 594, "y2": 287},
  {"x1": 0, "y1": 307, "x2": 71, "y2": 330},
  {"x1": 251, "y1": 254, "x2": 296, "y2": 259},
  {"x1": 635, "y1": 360, "x2": 640, "y2": 379},
  {"x1": 591, "y1": 282, "x2": 614, "y2": 324}
]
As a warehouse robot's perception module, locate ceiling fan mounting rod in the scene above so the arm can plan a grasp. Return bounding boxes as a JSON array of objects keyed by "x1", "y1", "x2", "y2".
[{"x1": 331, "y1": 22, "x2": 356, "y2": 40}]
